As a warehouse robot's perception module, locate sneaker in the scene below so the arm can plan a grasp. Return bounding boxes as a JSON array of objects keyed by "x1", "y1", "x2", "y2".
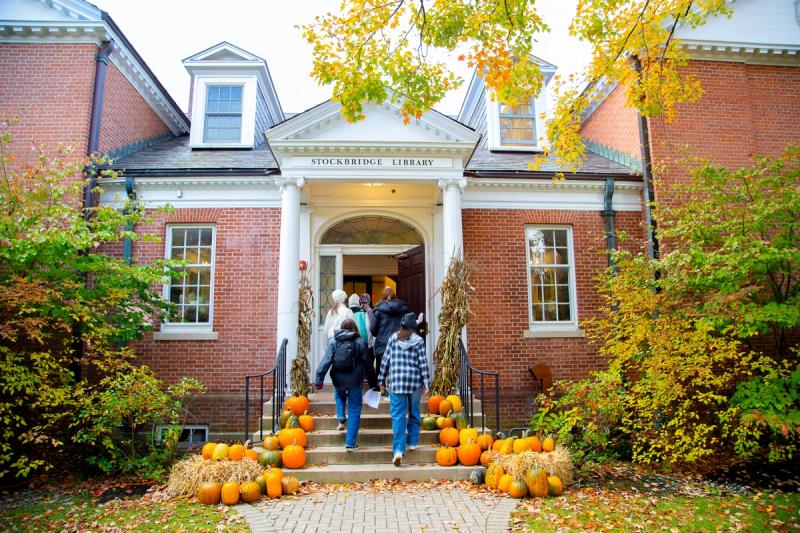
[
  {"x1": 337, "y1": 422, "x2": 345, "y2": 431},
  {"x1": 393, "y1": 453, "x2": 402, "y2": 467},
  {"x1": 407, "y1": 445, "x2": 417, "y2": 451},
  {"x1": 345, "y1": 445, "x2": 359, "y2": 451}
]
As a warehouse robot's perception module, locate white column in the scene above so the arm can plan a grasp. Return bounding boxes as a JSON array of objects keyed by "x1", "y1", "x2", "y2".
[
  {"x1": 275, "y1": 177, "x2": 305, "y2": 374},
  {"x1": 438, "y1": 177, "x2": 466, "y2": 264}
]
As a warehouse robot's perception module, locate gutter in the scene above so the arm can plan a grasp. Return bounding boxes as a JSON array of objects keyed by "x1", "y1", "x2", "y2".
[
  {"x1": 111, "y1": 168, "x2": 282, "y2": 178},
  {"x1": 84, "y1": 39, "x2": 115, "y2": 219},
  {"x1": 464, "y1": 169, "x2": 643, "y2": 181},
  {"x1": 600, "y1": 176, "x2": 617, "y2": 271},
  {"x1": 122, "y1": 175, "x2": 135, "y2": 265}
]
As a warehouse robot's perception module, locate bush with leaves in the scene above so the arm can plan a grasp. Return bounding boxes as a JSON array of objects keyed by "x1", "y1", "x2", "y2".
[
  {"x1": 0, "y1": 120, "x2": 179, "y2": 481},
  {"x1": 534, "y1": 146, "x2": 799, "y2": 468}
]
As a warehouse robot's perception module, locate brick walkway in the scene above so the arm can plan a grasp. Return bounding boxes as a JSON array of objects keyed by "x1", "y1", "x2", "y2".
[{"x1": 237, "y1": 487, "x2": 517, "y2": 533}]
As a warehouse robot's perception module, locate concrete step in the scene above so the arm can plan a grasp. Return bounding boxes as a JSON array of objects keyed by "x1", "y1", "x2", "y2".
[
  {"x1": 260, "y1": 411, "x2": 487, "y2": 433},
  {"x1": 289, "y1": 463, "x2": 485, "y2": 483},
  {"x1": 270, "y1": 392, "x2": 482, "y2": 417},
  {"x1": 303, "y1": 444, "x2": 438, "y2": 465},
  {"x1": 306, "y1": 428, "x2": 439, "y2": 447}
]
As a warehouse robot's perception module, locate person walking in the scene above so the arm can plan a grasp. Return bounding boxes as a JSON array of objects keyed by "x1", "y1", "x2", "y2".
[
  {"x1": 323, "y1": 289, "x2": 352, "y2": 340},
  {"x1": 349, "y1": 293, "x2": 372, "y2": 346},
  {"x1": 370, "y1": 286, "x2": 410, "y2": 376},
  {"x1": 377, "y1": 312, "x2": 430, "y2": 466},
  {"x1": 314, "y1": 319, "x2": 376, "y2": 447}
]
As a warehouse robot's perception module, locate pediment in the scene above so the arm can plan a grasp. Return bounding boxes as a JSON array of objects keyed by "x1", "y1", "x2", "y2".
[
  {"x1": 183, "y1": 41, "x2": 265, "y2": 64},
  {"x1": 1, "y1": 0, "x2": 100, "y2": 23}
]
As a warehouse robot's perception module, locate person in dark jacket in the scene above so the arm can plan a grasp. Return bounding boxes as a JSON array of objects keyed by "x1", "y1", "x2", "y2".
[
  {"x1": 370, "y1": 286, "x2": 411, "y2": 376},
  {"x1": 314, "y1": 319, "x2": 376, "y2": 449}
]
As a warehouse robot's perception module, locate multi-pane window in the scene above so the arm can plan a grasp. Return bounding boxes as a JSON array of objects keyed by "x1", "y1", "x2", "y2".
[
  {"x1": 204, "y1": 85, "x2": 243, "y2": 142},
  {"x1": 499, "y1": 97, "x2": 536, "y2": 145},
  {"x1": 318, "y1": 255, "x2": 336, "y2": 325},
  {"x1": 526, "y1": 227, "x2": 575, "y2": 324},
  {"x1": 166, "y1": 226, "x2": 215, "y2": 325}
]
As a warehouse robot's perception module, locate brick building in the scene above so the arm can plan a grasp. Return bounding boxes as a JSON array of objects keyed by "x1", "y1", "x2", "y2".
[{"x1": 2, "y1": 0, "x2": 798, "y2": 438}]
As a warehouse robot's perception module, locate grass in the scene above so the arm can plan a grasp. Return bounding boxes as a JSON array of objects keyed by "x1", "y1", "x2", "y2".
[{"x1": 511, "y1": 489, "x2": 800, "y2": 532}]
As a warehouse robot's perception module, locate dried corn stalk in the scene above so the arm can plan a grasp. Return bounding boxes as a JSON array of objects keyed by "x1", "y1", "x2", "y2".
[
  {"x1": 291, "y1": 269, "x2": 314, "y2": 396},
  {"x1": 431, "y1": 256, "x2": 475, "y2": 395}
]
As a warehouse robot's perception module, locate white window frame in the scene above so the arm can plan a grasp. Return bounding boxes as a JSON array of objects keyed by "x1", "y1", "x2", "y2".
[
  {"x1": 486, "y1": 91, "x2": 548, "y2": 152},
  {"x1": 159, "y1": 224, "x2": 217, "y2": 335},
  {"x1": 524, "y1": 225, "x2": 581, "y2": 335},
  {"x1": 203, "y1": 84, "x2": 244, "y2": 143},
  {"x1": 189, "y1": 75, "x2": 257, "y2": 148}
]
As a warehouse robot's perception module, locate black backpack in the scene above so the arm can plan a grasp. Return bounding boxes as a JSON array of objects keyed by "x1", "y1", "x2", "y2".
[{"x1": 332, "y1": 339, "x2": 356, "y2": 371}]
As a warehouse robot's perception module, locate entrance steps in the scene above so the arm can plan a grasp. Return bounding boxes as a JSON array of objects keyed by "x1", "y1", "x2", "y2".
[{"x1": 252, "y1": 391, "x2": 486, "y2": 483}]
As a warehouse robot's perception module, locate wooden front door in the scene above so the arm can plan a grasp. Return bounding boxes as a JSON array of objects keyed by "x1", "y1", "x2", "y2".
[{"x1": 396, "y1": 245, "x2": 426, "y2": 336}]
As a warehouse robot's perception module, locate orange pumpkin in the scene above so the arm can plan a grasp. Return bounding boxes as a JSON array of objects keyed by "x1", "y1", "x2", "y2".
[
  {"x1": 491, "y1": 438, "x2": 503, "y2": 453},
  {"x1": 282, "y1": 442, "x2": 306, "y2": 469},
  {"x1": 513, "y1": 438, "x2": 529, "y2": 454},
  {"x1": 439, "y1": 427, "x2": 459, "y2": 447},
  {"x1": 547, "y1": 475, "x2": 564, "y2": 496},
  {"x1": 457, "y1": 440, "x2": 481, "y2": 466},
  {"x1": 278, "y1": 427, "x2": 307, "y2": 449},
  {"x1": 201, "y1": 442, "x2": 217, "y2": 460},
  {"x1": 196, "y1": 482, "x2": 221, "y2": 505},
  {"x1": 299, "y1": 411, "x2": 314, "y2": 432},
  {"x1": 476, "y1": 433, "x2": 493, "y2": 451},
  {"x1": 281, "y1": 476, "x2": 300, "y2": 495},
  {"x1": 435, "y1": 445, "x2": 457, "y2": 466},
  {"x1": 245, "y1": 449, "x2": 259, "y2": 462},
  {"x1": 263, "y1": 467, "x2": 284, "y2": 480},
  {"x1": 480, "y1": 450, "x2": 495, "y2": 466},
  {"x1": 286, "y1": 395, "x2": 310, "y2": 416},
  {"x1": 263, "y1": 433, "x2": 280, "y2": 451},
  {"x1": 220, "y1": 482, "x2": 240, "y2": 505},
  {"x1": 228, "y1": 444, "x2": 245, "y2": 461},
  {"x1": 240, "y1": 481, "x2": 261, "y2": 503},
  {"x1": 542, "y1": 436, "x2": 556, "y2": 452},
  {"x1": 529, "y1": 436, "x2": 542, "y2": 453},
  {"x1": 265, "y1": 466, "x2": 283, "y2": 497},
  {"x1": 436, "y1": 416, "x2": 453, "y2": 430},
  {"x1": 509, "y1": 479, "x2": 528, "y2": 498},
  {"x1": 427, "y1": 395, "x2": 444, "y2": 415},
  {"x1": 438, "y1": 399, "x2": 453, "y2": 416},
  {"x1": 498, "y1": 474, "x2": 513, "y2": 493}
]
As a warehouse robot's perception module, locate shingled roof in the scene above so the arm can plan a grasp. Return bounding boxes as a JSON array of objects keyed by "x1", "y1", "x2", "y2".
[{"x1": 466, "y1": 144, "x2": 640, "y2": 177}]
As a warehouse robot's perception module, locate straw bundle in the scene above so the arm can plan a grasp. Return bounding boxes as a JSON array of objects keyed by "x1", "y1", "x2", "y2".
[
  {"x1": 431, "y1": 256, "x2": 475, "y2": 395},
  {"x1": 292, "y1": 269, "x2": 314, "y2": 396},
  {"x1": 494, "y1": 447, "x2": 574, "y2": 484},
  {"x1": 166, "y1": 456, "x2": 264, "y2": 499}
]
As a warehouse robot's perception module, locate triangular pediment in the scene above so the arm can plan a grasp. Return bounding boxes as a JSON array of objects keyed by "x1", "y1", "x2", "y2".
[
  {"x1": 1, "y1": 0, "x2": 100, "y2": 23},
  {"x1": 183, "y1": 41, "x2": 265, "y2": 64}
]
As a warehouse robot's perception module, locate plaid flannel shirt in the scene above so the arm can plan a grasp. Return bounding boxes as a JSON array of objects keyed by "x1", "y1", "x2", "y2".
[{"x1": 377, "y1": 333, "x2": 430, "y2": 395}]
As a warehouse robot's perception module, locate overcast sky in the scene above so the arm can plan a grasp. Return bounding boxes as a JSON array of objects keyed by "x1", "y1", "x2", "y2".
[{"x1": 91, "y1": 0, "x2": 591, "y2": 116}]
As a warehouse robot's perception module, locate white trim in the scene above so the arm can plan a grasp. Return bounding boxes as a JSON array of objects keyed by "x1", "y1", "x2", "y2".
[
  {"x1": 153, "y1": 330, "x2": 219, "y2": 341},
  {"x1": 486, "y1": 93, "x2": 548, "y2": 152},
  {"x1": 523, "y1": 328, "x2": 585, "y2": 338},
  {"x1": 160, "y1": 224, "x2": 217, "y2": 333},
  {"x1": 524, "y1": 225, "x2": 579, "y2": 331},
  {"x1": 189, "y1": 76, "x2": 255, "y2": 148},
  {"x1": 680, "y1": 40, "x2": 800, "y2": 65}
]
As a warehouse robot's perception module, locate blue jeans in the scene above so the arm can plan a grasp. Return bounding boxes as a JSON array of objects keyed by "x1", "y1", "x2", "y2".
[
  {"x1": 389, "y1": 387, "x2": 423, "y2": 456},
  {"x1": 334, "y1": 386, "x2": 363, "y2": 447}
]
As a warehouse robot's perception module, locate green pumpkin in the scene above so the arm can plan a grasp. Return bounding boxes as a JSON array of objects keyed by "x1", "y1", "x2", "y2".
[
  {"x1": 255, "y1": 475, "x2": 267, "y2": 495},
  {"x1": 469, "y1": 467, "x2": 486, "y2": 485},
  {"x1": 450, "y1": 410, "x2": 469, "y2": 430},
  {"x1": 258, "y1": 449, "x2": 282, "y2": 468},
  {"x1": 284, "y1": 413, "x2": 301, "y2": 429},
  {"x1": 422, "y1": 416, "x2": 438, "y2": 431}
]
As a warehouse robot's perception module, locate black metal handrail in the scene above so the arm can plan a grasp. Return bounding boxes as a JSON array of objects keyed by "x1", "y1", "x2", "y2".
[
  {"x1": 458, "y1": 338, "x2": 500, "y2": 435},
  {"x1": 244, "y1": 338, "x2": 288, "y2": 443}
]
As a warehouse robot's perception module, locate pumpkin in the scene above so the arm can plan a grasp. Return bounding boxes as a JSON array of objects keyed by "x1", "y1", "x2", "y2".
[
  {"x1": 476, "y1": 433, "x2": 493, "y2": 451},
  {"x1": 525, "y1": 468, "x2": 549, "y2": 498},
  {"x1": 498, "y1": 438, "x2": 515, "y2": 456},
  {"x1": 513, "y1": 438, "x2": 529, "y2": 455},
  {"x1": 439, "y1": 427, "x2": 459, "y2": 447},
  {"x1": 228, "y1": 444, "x2": 245, "y2": 461},
  {"x1": 457, "y1": 440, "x2": 481, "y2": 466},
  {"x1": 450, "y1": 410, "x2": 469, "y2": 430},
  {"x1": 509, "y1": 479, "x2": 528, "y2": 499},
  {"x1": 436, "y1": 416, "x2": 453, "y2": 429},
  {"x1": 529, "y1": 436, "x2": 542, "y2": 453},
  {"x1": 279, "y1": 427, "x2": 306, "y2": 449},
  {"x1": 459, "y1": 427, "x2": 478, "y2": 446},
  {"x1": 438, "y1": 400, "x2": 453, "y2": 416},
  {"x1": 254, "y1": 475, "x2": 266, "y2": 495},
  {"x1": 212, "y1": 443, "x2": 229, "y2": 461},
  {"x1": 264, "y1": 467, "x2": 283, "y2": 479},
  {"x1": 469, "y1": 468, "x2": 486, "y2": 485},
  {"x1": 282, "y1": 442, "x2": 306, "y2": 469},
  {"x1": 265, "y1": 466, "x2": 283, "y2": 498},
  {"x1": 480, "y1": 450, "x2": 495, "y2": 466},
  {"x1": 548, "y1": 475, "x2": 563, "y2": 496},
  {"x1": 299, "y1": 411, "x2": 314, "y2": 432},
  {"x1": 428, "y1": 395, "x2": 444, "y2": 415},
  {"x1": 422, "y1": 416, "x2": 438, "y2": 431},
  {"x1": 201, "y1": 442, "x2": 216, "y2": 460},
  {"x1": 286, "y1": 395, "x2": 310, "y2": 416},
  {"x1": 542, "y1": 436, "x2": 556, "y2": 452},
  {"x1": 240, "y1": 481, "x2": 261, "y2": 503},
  {"x1": 281, "y1": 476, "x2": 300, "y2": 495},
  {"x1": 259, "y1": 449, "x2": 282, "y2": 468},
  {"x1": 196, "y1": 482, "x2": 221, "y2": 505},
  {"x1": 284, "y1": 413, "x2": 301, "y2": 429},
  {"x1": 245, "y1": 449, "x2": 259, "y2": 462},
  {"x1": 263, "y1": 433, "x2": 280, "y2": 451},
  {"x1": 445, "y1": 394, "x2": 462, "y2": 413},
  {"x1": 279, "y1": 409, "x2": 293, "y2": 428},
  {"x1": 485, "y1": 463, "x2": 505, "y2": 489},
  {"x1": 220, "y1": 482, "x2": 240, "y2": 505},
  {"x1": 498, "y1": 474, "x2": 513, "y2": 493},
  {"x1": 435, "y1": 445, "x2": 457, "y2": 466},
  {"x1": 491, "y1": 439, "x2": 503, "y2": 453}
]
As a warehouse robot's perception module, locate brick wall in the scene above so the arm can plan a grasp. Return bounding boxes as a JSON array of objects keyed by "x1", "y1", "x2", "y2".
[
  {"x1": 580, "y1": 84, "x2": 641, "y2": 159},
  {"x1": 462, "y1": 208, "x2": 644, "y2": 428},
  {"x1": 131, "y1": 208, "x2": 281, "y2": 433},
  {"x1": 0, "y1": 43, "x2": 96, "y2": 164},
  {"x1": 99, "y1": 62, "x2": 172, "y2": 153}
]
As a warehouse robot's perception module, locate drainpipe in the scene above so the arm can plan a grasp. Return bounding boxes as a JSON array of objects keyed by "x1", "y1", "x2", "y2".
[
  {"x1": 600, "y1": 176, "x2": 617, "y2": 272},
  {"x1": 122, "y1": 175, "x2": 136, "y2": 265},
  {"x1": 83, "y1": 40, "x2": 115, "y2": 219},
  {"x1": 630, "y1": 55, "x2": 660, "y2": 261}
]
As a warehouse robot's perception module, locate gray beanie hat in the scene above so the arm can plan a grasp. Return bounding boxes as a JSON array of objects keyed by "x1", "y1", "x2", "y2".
[
  {"x1": 348, "y1": 293, "x2": 360, "y2": 308},
  {"x1": 332, "y1": 289, "x2": 347, "y2": 304},
  {"x1": 401, "y1": 312, "x2": 417, "y2": 330}
]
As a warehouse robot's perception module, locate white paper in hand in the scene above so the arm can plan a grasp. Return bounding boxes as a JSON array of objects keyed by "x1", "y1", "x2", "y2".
[{"x1": 363, "y1": 388, "x2": 381, "y2": 409}]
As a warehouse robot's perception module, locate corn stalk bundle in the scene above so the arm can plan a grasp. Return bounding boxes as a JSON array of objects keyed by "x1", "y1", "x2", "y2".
[
  {"x1": 291, "y1": 269, "x2": 314, "y2": 396},
  {"x1": 166, "y1": 456, "x2": 263, "y2": 499},
  {"x1": 494, "y1": 447, "x2": 574, "y2": 484},
  {"x1": 431, "y1": 256, "x2": 475, "y2": 395}
]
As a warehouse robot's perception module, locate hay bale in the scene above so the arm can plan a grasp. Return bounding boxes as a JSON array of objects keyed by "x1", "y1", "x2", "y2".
[
  {"x1": 495, "y1": 446, "x2": 574, "y2": 484},
  {"x1": 166, "y1": 456, "x2": 264, "y2": 499}
]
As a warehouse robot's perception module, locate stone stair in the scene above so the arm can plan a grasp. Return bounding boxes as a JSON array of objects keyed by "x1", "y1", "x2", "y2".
[{"x1": 252, "y1": 391, "x2": 487, "y2": 483}]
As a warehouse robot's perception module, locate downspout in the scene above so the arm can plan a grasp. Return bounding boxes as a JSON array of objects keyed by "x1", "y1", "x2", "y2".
[
  {"x1": 600, "y1": 176, "x2": 617, "y2": 272},
  {"x1": 83, "y1": 39, "x2": 115, "y2": 219},
  {"x1": 630, "y1": 55, "x2": 660, "y2": 261},
  {"x1": 122, "y1": 175, "x2": 136, "y2": 265}
]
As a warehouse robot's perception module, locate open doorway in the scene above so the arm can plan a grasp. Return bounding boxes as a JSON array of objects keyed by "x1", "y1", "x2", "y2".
[{"x1": 343, "y1": 255, "x2": 397, "y2": 305}]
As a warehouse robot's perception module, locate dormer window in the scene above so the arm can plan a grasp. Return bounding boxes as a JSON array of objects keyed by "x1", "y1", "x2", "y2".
[
  {"x1": 204, "y1": 85, "x2": 243, "y2": 142},
  {"x1": 499, "y1": 97, "x2": 536, "y2": 145}
]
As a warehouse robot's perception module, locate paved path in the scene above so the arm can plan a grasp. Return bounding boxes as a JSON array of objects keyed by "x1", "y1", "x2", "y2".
[{"x1": 237, "y1": 487, "x2": 517, "y2": 533}]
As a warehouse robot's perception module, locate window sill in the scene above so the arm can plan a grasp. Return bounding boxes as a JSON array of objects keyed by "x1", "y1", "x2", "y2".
[
  {"x1": 523, "y1": 328, "x2": 585, "y2": 339},
  {"x1": 190, "y1": 142, "x2": 253, "y2": 150},
  {"x1": 153, "y1": 330, "x2": 219, "y2": 341},
  {"x1": 488, "y1": 145, "x2": 546, "y2": 153}
]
